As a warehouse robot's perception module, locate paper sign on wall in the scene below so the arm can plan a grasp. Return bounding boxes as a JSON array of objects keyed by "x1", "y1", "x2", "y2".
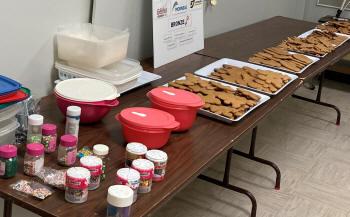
[{"x1": 152, "y1": 0, "x2": 204, "y2": 68}]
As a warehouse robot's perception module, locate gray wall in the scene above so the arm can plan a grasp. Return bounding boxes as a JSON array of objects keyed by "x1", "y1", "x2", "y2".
[
  {"x1": 2, "y1": 0, "x2": 307, "y2": 98},
  {"x1": 304, "y1": 0, "x2": 350, "y2": 22},
  {"x1": 0, "y1": 0, "x2": 90, "y2": 98}
]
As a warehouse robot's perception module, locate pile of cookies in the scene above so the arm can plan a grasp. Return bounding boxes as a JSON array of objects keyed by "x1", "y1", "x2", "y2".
[
  {"x1": 249, "y1": 47, "x2": 313, "y2": 73},
  {"x1": 317, "y1": 21, "x2": 350, "y2": 35},
  {"x1": 208, "y1": 64, "x2": 291, "y2": 93},
  {"x1": 168, "y1": 73, "x2": 261, "y2": 119},
  {"x1": 278, "y1": 30, "x2": 347, "y2": 57}
]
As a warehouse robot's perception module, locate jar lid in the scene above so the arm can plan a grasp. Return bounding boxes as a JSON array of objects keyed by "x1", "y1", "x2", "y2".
[
  {"x1": 117, "y1": 107, "x2": 179, "y2": 130},
  {"x1": 148, "y1": 87, "x2": 204, "y2": 109},
  {"x1": 60, "y1": 135, "x2": 77, "y2": 147},
  {"x1": 80, "y1": 156, "x2": 102, "y2": 167},
  {"x1": 132, "y1": 159, "x2": 154, "y2": 170},
  {"x1": 93, "y1": 144, "x2": 109, "y2": 156},
  {"x1": 67, "y1": 106, "x2": 81, "y2": 116},
  {"x1": 146, "y1": 150, "x2": 168, "y2": 162},
  {"x1": 117, "y1": 168, "x2": 140, "y2": 181},
  {"x1": 67, "y1": 167, "x2": 91, "y2": 179},
  {"x1": 107, "y1": 185, "x2": 133, "y2": 207},
  {"x1": 0, "y1": 144, "x2": 17, "y2": 158},
  {"x1": 42, "y1": 124, "x2": 57, "y2": 135},
  {"x1": 126, "y1": 142, "x2": 147, "y2": 155},
  {"x1": 28, "y1": 114, "x2": 43, "y2": 126},
  {"x1": 26, "y1": 143, "x2": 44, "y2": 156}
]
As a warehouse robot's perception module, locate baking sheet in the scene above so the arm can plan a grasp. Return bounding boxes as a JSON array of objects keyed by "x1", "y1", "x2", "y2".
[
  {"x1": 316, "y1": 22, "x2": 350, "y2": 36},
  {"x1": 165, "y1": 75, "x2": 270, "y2": 124},
  {"x1": 194, "y1": 58, "x2": 298, "y2": 96},
  {"x1": 249, "y1": 51, "x2": 320, "y2": 75}
]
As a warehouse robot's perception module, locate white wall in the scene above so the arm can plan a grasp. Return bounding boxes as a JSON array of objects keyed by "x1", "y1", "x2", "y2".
[
  {"x1": 0, "y1": 0, "x2": 90, "y2": 98},
  {"x1": 304, "y1": 0, "x2": 350, "y2": 22}
]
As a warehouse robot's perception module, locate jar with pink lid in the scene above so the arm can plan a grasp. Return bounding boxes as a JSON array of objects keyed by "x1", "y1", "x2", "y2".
[
  {"x1": 57, "y1": 135, "x2": 77, "y2": 166},
  {"x1": 24, "y1": 143, "x2": 44, "y2": 176},
  {"x1": 42, "y1": 124, "x2": 57, "y2": 153},
  {"x1": 0, "y1": 145, "x2": 18, "y2": 178}
]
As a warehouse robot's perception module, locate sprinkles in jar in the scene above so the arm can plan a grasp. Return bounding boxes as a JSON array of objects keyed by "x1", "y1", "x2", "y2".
[
  {"x1": 42, "y1": 124, "x2": 57, "y2": 153},
  {"x1": 57, "y1": 135, "x2": 77, "y2": 166},
  {"x1": 131, "y1": 159, "x2": 154, "y2": 194},
  {"x1": 80, "y1": 156, "x2": 103, "y2": 190},
  {"x1": 146, "y1": 150, "x2": 168, "y2": 182},
  {"x1": 125, "y1": 143, "x2": 147, "y2": 167},
  {"x1": 116, "y1": 168, "x2": 140, "y2": 203},
  {"x1": 24, "y1": 143, "x2": 44, "y2": 176},
  {"x1": 65, "y1": 167, "x2": 90, "y2": 203}
]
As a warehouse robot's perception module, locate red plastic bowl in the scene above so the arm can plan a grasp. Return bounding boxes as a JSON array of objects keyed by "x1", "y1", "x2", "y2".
[
  {"x1": 55, "y1": 93, "x2": 119, "y2": 123},
  {"x1": 116, "y1": 107, "x2": 179, "y2": 149},
  {"x1": 147, "y1": 87, "x2": 204, "y2": 132}
]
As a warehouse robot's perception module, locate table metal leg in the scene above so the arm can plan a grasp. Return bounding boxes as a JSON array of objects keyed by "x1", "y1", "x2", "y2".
[
  {"x1": 232, "y1": 127, "x2": 281, "y2": 190},
  {"x1": 292, "y1": 71, "x2": 341, "y2": 125},
  {"x1": 198, "y1": 149, "x2": 257, "y2": 217},
  {"x1": 3, "y1": 199, "x2": 12, "y2": 217}
]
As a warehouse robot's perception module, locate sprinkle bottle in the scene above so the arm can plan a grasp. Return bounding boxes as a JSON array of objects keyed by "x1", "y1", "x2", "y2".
[
  {"x1": 0, "y1": 145, "x2": 17, "y2": 178},
  {"x1": 107, "y1": 185, "x2": 133, "y2": 217},
  {"x1": 24, "y1": 143, "x2": 44, "y2": 176},
  {"x1": 26, "y1": 114, "x2": 44, "y2": 144},
  {"x1": 41, "y1": 124, "x2": 57, "y2": 153},
  {"x1": 57, "y1": 135, "x2": 78, "y2": 166},
  {"x1": 65, "y1": 167, "x2": 90, "y2": 203}
]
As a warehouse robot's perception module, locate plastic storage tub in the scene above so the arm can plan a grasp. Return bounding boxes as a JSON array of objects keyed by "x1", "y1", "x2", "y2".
[
  {"x1": 116, "y1": 107, "x2": 179, "y2": 149},
  {"x1": 147, "y1": 87, "x2": 204, "y2": 132},
  {"x1": 0, "y1": 119, "x2": 19, "y2": 145},
  {"x1": 56, "y1": 23, "x2": 129, "y2": 68},
  {"x1": 0, "y1": 104, "x2": 20, "y2": 129},
  {"x1": 55, "y1": 59, "x2": 142, "y2": 93}
]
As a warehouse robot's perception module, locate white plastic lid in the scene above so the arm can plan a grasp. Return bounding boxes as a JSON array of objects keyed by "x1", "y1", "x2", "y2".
[
  {"x1": 117, "y1": 168, "x2": 140, "y2": 181},
  {"x1": 146, "y1": 150, "x2": 168, "y2": 163},
  {"x1": 67, "y1": 106, "x2": 81, "y2": 116},
  {"x1": 107, "y1": 185, "x2": 133, "y2": 207},
  {"x1": 93, "y1": 144, "x2": 109, "y2": 156},
  {"x1": 28, "y1": 114, "x2": 44, "y2": 126},
  {"x1": 80, "y1": 156, "x2": 103, "y2": 167},
  {"x1": 67, "y1": 167, "x2": 91, "y2": 179},
  {"x1": 132, "y1": 159, "x2": 154, "y2": 170},
  {"x1": 54, "y1": 78, "x2": 119, "y2": 102},
  {"x1": 126, "y1": 142, "x2": 147, "y2": 155}
]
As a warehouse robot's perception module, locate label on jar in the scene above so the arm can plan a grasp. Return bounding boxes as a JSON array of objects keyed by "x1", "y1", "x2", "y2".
[
  {"x1": 153, "y1": 161, "x2": 167, "y2": 181},
  {"x1": 0, "y1": 161, "x2": 5, "y2": 176},
  {"x1": 137, "y1": 170, "x2": 153, "y2": 193},
  {"x1": 42, "y1": 135, "x2": 57, "y2": 152}
]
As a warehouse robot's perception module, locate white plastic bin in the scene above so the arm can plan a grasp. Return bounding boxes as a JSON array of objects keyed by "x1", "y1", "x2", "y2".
[
  {"x1": 0, "y1": 119, "x2": 19, "y2": 145},
  {"x1": 0, "y1": 104, "x2": 20, "y2": 129},
  {"x1": 55, "y1": 59, "x2": 142, "y2": 93},
  {"x1": 56, "y1": 23, "x2": 129, "y2": 68}
]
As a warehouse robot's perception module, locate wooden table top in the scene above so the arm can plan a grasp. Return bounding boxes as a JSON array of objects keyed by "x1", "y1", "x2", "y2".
[
  {"x1": 196, "y1": 16, "x2": 350, "y2": 80},
  {"x1": 1, "y1": 16, "x2": 349, "y2": 217}
]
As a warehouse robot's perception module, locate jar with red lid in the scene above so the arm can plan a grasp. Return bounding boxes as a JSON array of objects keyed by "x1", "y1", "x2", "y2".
[
  {"x1": 116, "y1": 107, "x2": 179, "y2": 149},
  {"x1": 24, "y1": 143, "x2": 44, "y2": 176},
  {"x1": 147, "y1": 87, "x2": 204, "y2": 132},
  {"x1": 57, "y1": 135, "x2": 77, "y2": 166},
  {"x1": 42, "y1": 124, "x2": 57, "y2": 153}
]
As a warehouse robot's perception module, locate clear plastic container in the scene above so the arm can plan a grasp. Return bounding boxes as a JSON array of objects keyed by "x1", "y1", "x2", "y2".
[
  {"x1": 55, "y1": 59, "x2": 142, "y2": 93},
  {"x1": 0, "y1": 104, "x2": 20, "y2": 129},
  {"x1": 56, "y1": 23, "x2": 130, "y2": 68},
  {"x1": 0, "y1": 119, "x2": 19, "y2": 145}
]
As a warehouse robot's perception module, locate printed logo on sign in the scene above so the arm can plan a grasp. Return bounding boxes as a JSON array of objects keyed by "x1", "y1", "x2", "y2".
[
  {"x1": 172, "y1": 0, "x2": 188, "y2": 14},
  {"x1": 154, "y1": 0, "x2": 170, "y2": 18},
  {"x1": 169, "y1": 15, "x2": 192, "y2": 30},
  {"x1": 190, "y1": 0, "x2": 203, "y2": 9}
]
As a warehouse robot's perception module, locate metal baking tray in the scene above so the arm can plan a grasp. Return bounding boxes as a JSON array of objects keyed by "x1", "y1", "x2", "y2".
[
  {"x1": 165, "y1": 75, "x2": 270, "y2": 124},
  {"x1": 194, "y1": 58, "x2": 298, "y2": 96},
  {"x1": 249, "y1": 51, "x2": 320, "y2": 75}
]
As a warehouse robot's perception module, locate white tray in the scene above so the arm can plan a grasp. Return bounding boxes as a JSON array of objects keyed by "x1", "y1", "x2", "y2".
[
  {"x1": 165, "y1": 75, "x2": 270, "y2": 124},
  {"x1": 194, "y1": 58, "x2": 298, "y2": 96},
  {"x1": 296, "y1": 29, "x2": 350, "y2": 57},
  {"x1": 249, "y1": 51, "x2": 319, "y2": 75}
]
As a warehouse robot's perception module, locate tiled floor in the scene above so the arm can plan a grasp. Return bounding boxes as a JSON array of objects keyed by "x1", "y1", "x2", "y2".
[{"x1": 2, "y1": 79, "x2": 350, "y2": 217}]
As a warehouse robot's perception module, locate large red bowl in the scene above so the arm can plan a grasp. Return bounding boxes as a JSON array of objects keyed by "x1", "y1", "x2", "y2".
[{"x1": 55, "y1": 93, "x2": 119, "y2": 123}]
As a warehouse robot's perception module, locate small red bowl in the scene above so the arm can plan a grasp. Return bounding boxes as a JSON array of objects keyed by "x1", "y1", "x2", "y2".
[{"x1": 55, "y1": 93, "x2": 119, "y2": 123}]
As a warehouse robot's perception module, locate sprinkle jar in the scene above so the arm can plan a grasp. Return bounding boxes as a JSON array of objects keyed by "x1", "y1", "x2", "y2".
[
  {"x1": 24, "y1": 143, "x2": 44, "y2": 176},
  {"x1": 116, "y1": 168, "x2": 140, "y2": 203},
  {"x1": 80, "y1": 156, "x2": 103, "y2": 190},
  {"x1": 107, "y1": 185, "x2": 133, "y2": 217},
  {"x1": 146, "y1": 150, "x2": 168, "y2": 182},
  {"x1": 0, "y1": 145, "x2": 17, "y2": 178},
  {"x1": 42, "y1": 124, "x2": 57, "y2": 153},
  {"x1": 26, "y1": 114, "x2": 44, "y2": 144},
  {"x1": 93, "y1": 144, "x2": 109, "y2": 181},
  {"x1": 57, "y1": 135, "x2": 77, "y2": 166},
  {"x1": 131, "y1": 159, "x2": 154, "y2": 194},
  {"x1": 125, "y1": 143, "x2": 147, "y2": 167},
  {"x1": 65, "y1": 167, "x2": 90, "y2": 204}
]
